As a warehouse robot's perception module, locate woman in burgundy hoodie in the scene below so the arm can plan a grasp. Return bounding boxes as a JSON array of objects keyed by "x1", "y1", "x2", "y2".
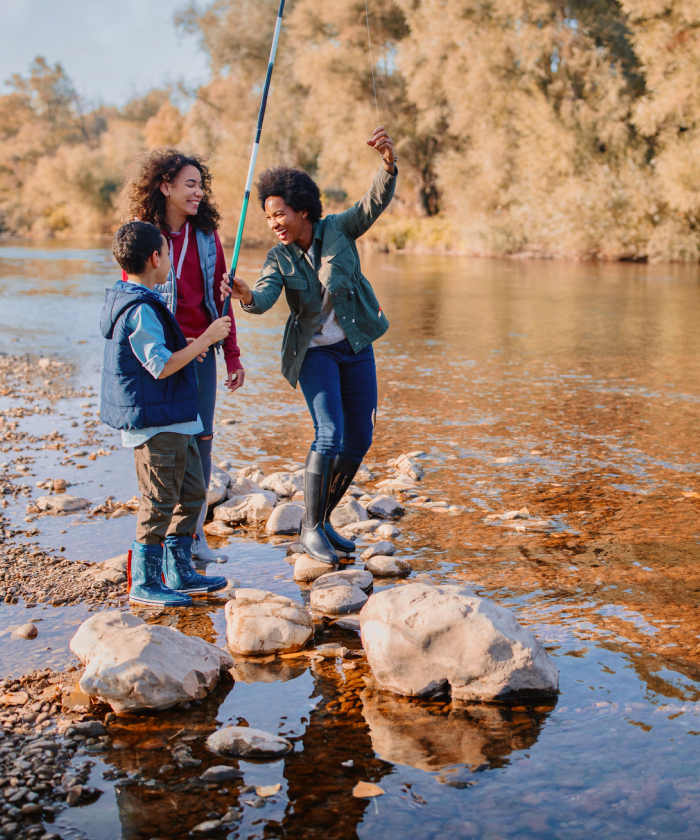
[{"x1": 120, "y1": 150, "x2": 244, "y2": 561}]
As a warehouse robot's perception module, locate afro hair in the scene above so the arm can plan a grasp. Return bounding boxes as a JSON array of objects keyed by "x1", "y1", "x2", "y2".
[{"x1": 256, "y1": 166, "x2": 323, "y2": 223}]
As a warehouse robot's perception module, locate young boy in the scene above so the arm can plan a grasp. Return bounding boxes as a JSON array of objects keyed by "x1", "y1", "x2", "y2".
[{"x1": 101, "y1": 221, "x2": 230, "y2": 607}]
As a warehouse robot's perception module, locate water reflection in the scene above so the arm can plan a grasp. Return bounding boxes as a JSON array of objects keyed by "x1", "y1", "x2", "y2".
[{"x1": 360, "y1": 687, "x2": 555, "y2": 773}]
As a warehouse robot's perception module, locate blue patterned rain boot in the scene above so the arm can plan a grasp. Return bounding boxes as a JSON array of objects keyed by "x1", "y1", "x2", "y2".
[
  {"x1": 128, "y1": 542, "x2": 192, "y2": 607},
  {"x1": 163, "y1": 535, "x2": 228, "y2": 595}
]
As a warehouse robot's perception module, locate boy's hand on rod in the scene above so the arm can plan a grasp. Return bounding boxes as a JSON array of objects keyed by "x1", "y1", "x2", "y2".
[{"x1": 203, "y1": 316, "x2": 231, "y2": 345}]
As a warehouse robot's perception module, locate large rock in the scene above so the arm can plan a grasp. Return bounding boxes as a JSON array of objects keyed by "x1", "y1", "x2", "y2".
[
  {"x1": 36, "y1": 495, "x2": 91, "y2": 513},
  {"x1": 360, "y1": 686, "x2": 545, "y2": 772},
  {"x1": 330, "y1": 499, "x2": 369, "y2": 528},
  {"x1": 361, "y1": 541, "x2": 396, "y2": 560},
  {"x1": 70, "y1": 611, "x2": 233, "y2": 713},
  {"x1": 364, "y1": 556, "x2": 411, "y2": 577},
  {"x1": 359, "y1": 584, "x2": 559, "y2": 700},
  {"x1": 366, "y1": 495, "x2": 404, "y2": 519},
  {"x1": 293, "y1": 554, "x2": 336, "y2": 583},
  {"x1": 310, "y1": 582, "x2": 368, "y2": 615},
  {"x1": 207, "y1": 726, "x2": 291, "y2": 758},
  {"x1": 214, "y1": 492, "x2": 276, "y2": 525},
  {"x1": 261, "y1": 471, "x2": 304, "y2": 497},
  {"x1": 225, "y1": 589, "x2": 313, "y2": 655},
  {"x1": 265, "y1": 503, "x2": 304, "y2": 535},
  {"x1": 313, "y1": 569, "x2": 373, "y2": 591},
  {"x1": 208, "y1": 465, "x2": 232, "y2": 506}
]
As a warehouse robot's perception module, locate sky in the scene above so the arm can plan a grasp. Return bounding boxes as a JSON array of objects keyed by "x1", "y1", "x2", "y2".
[{"x1": 0, "y1": 0, "x2": 210, "y2": 107}]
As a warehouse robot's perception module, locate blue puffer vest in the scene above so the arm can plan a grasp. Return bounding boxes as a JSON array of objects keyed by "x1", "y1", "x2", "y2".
[{"x1": 100, "y1": 281, "x2": 198, "y2": 431}]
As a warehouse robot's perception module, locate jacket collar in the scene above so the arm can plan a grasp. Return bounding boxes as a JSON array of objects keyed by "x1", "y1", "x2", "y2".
[{"x1": 286, "y1": 221, "x2": 323, "y2": 263}]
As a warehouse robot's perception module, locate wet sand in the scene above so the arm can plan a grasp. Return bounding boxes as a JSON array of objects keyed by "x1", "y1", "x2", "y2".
[{"x1": 1, "y1": 243, "x2": 700, "y2": 839}]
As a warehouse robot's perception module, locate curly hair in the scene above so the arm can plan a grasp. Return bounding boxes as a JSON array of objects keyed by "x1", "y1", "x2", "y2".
[
  {"x1": 120, "y1": 149, "x2": 221, "y2": 234},
  {"x1": 257, "y1": 166, "x2": 323, "y2": 223}
]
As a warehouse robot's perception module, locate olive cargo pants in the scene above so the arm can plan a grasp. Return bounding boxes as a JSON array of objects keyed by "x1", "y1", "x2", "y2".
[{"x1": 133, "y1": 432, "x2": 206, "y2": 545}]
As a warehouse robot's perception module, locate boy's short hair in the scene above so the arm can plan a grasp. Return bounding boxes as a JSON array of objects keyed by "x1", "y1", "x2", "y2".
[{"x1": 113, "y1": 221, "x2": 164, "y2": 276}]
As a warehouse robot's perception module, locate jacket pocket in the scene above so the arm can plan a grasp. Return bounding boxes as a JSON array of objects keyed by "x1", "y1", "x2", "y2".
[
  {"x1": 319, "y1": 239, "x2": 356, "y2": 290},
  {"x1": 282, "y1": 274, "x2": 309, "y2": 314}
]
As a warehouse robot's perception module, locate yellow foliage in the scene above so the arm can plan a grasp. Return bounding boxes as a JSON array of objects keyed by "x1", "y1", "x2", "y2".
[{"x1": 1, "y1": 3, "x2": 699, "y2": 261}]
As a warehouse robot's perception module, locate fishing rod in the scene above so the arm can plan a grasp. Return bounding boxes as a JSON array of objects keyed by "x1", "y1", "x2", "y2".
[{"x1": 222, "y1": 0, "x2": 285, "y2": 317}]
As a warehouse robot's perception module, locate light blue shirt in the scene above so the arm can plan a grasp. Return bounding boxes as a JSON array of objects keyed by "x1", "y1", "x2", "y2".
[{"x1": 119, "y1": 292, "x2": 203, "y2": 448}]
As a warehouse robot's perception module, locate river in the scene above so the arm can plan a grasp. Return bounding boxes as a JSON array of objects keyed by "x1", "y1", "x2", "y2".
[{"x1": 1, "y1": 240, "x2": 699, "y2": 839}]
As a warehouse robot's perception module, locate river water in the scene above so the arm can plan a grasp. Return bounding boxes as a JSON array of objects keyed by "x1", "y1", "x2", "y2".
[{"x1": 1, "y1": 241, "x2": 699, "y2": 839}]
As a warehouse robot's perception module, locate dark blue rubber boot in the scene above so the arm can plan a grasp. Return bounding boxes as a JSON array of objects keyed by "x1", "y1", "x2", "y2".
[
  {"x1": 163, "y1": 535, "x2": 228, "y2": 594},
  {"x1": 128, "y1": 542, "x2": 192, "y2": 607}
]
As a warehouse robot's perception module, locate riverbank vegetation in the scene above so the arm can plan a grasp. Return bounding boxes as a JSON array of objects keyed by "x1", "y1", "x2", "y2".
[{"x1": 0, "y1": 0, "x2": 698, "y2": 261}]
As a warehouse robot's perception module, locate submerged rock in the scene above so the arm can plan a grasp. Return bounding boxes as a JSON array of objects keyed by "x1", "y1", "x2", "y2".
[
  {"x1": 207, "y1": 726, "x2": 292, "y2": 758},
  {"x1": 359, "y1": 583, "x2": 559, "y2": 700},
  {"x1": 225, "y1": 589, "x2": 313, "y2": 655},
  {"x1": 364, "y1": 555, "x2": 411, "y2": 577},
  {"x1": 70, "y1": 611, "x2": 233, "y2": 713},
  {"x1": 265, "y1": 503, "x2": 303, "y2": 535},
  {"x1": 199, "y1": 765, "x2": 244, "y2": 783}
]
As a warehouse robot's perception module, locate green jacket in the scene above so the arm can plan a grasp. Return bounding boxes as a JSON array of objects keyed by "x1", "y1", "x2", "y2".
[{"x1": 243, "y1": 165, "x2": 397, "y2": 387}]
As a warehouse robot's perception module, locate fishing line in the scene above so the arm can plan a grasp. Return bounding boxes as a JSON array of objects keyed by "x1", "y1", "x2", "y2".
[{"x1": 364, "y1": 0, "x2": 380, "y2": 127}]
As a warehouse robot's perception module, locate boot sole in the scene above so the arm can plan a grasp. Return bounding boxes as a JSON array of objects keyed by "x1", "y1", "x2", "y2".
[{"x1": 129, "y1": 594, "x2": 191, "y2": 607}]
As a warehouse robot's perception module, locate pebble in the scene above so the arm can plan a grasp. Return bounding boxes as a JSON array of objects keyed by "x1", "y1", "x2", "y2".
[
  {"x1": 199, "y1": 765, "x2": 245, "y2": 783},
  {"x1": 206, "y1": 726, "x2": 292, "y2": 758}
]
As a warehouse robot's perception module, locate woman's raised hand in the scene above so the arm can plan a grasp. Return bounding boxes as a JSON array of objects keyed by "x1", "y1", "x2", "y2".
[
  {"x1": 221, "y1": 272, "x2": 253, "y2": 306},
  {"x1": 367, "y1": 126, "x2": 396, "y2": 168}
]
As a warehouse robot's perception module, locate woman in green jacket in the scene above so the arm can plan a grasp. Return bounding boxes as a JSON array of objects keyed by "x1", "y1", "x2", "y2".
[{"x1": 223, "y1": 127, "x2": 397, "y2": 564}]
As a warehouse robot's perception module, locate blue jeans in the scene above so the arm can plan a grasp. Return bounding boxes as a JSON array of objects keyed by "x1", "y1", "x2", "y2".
[{"x1": 298, "y1": 339, "x2": 377, "y2": 463}]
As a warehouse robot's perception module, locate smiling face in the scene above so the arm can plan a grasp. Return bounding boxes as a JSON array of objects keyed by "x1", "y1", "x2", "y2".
[
  {"x1": 264, "y1": 196, "x2": 309, "y2": 246},
  {"x1": 160, "y1": 164, "x2": 204, "y2": 224}
]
